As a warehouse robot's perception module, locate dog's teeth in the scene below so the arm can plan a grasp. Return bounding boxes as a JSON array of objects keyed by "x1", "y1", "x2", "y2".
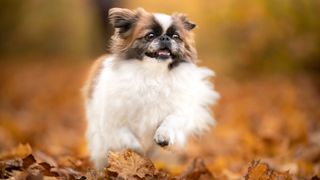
[{"x1": 157, "y1": 50, "x2": 170, "y2": 56}]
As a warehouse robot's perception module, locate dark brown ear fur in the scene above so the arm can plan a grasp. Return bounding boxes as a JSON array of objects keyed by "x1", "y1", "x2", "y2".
[
  {"x1": 108, "y1": 8, "x2": 139, "y2": 35},
  {"x1": 173, "y1": 13, "x2": 196, "y2": 31}
]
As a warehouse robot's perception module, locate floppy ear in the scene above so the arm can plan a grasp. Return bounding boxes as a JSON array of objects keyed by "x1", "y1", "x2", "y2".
[
  {"x1": 173, "y1": 13, "x2": 196, "y2": 31},
  {"x1": 108, "y1": 8, "x2": 138, "y2": 34}
]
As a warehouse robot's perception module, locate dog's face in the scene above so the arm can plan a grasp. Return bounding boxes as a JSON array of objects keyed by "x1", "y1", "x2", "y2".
[{"x1": 109, "y1": 8, "x2": 197, "y2": 68}]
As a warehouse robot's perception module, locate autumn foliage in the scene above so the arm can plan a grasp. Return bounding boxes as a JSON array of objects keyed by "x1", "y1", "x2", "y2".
[
  {"x1": 1, "y1": 0, "x2": 320, "y2": 178},
  {"x1": 0, "y1": 60, "x2": 319, "y2": 179}
]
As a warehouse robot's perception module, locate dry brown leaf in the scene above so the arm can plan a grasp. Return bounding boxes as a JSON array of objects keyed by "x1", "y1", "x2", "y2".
[
  {"x1": 22, "y1": 154, "x2": 36, "y2": 169},
  {"x1": 178, "y1": 158, "x2": 214, "y2": 180},
  {"x1": 57, "y1": 155, "x2": 91, "y2": 172},
  {"x1": 12, "y1": 170, "x2": 43, "y2": 180},
  {"x1": 245, "y1": 160, "x2": 292, "y2": 180},
  {"x1": 23, "y1": 155, "x2": 59, "y2": 178},
  {"x1": 38, "y1": 162, "x2": 59, "y2": 177},
  {"x1": 0, "y1": 159, "x2": 23, "y2": 178},
  {"x1": 33, "y1": 151, "x2": 58, "y2": 167},
  {"x1": 107, "y1": 149, "x2": 157, "y2": 179},
  {"x1": 0, "y1": 144, "x2": 32, "y2": 160},
  {"x1": 0, "y1": 152, "x2": 85, "y2": 179},
  {"x1": 53, "y1": 167, "x2": 87, "y2": 179}
]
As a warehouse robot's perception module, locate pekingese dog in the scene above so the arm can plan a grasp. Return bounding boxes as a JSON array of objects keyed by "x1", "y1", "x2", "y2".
[{"x1": 83, "y1": 7, "x2": 219, "y2": 170}]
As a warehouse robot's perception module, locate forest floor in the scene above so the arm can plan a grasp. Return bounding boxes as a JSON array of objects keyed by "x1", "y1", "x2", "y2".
[{"x1": 0, "y1": 59, "x2": 319, "y2": 179}]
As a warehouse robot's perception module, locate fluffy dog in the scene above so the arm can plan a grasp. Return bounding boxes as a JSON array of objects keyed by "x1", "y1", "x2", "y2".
[{"x1": 83, "y1": 7, "x2": 219, "y2": 170}]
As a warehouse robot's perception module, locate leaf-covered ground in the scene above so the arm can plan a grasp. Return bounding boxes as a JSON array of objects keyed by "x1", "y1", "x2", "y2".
[{"x1": 0, "y1": 60, "x2": 319, "y2": 179}]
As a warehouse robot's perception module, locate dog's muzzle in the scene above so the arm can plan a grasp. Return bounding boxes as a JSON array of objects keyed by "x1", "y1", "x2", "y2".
[{"x1": 145, "y1": 35, "x2": 173, "y2": 60}]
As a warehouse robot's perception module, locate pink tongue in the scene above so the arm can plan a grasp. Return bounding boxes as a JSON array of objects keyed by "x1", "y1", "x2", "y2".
[{"x1": 157, "y1": 50, "x2": 170, "y2": 56}]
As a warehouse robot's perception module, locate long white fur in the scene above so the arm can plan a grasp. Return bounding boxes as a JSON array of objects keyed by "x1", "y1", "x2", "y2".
[{"x1": 85, "y1": 55, "x2": 219, "y2": 169}]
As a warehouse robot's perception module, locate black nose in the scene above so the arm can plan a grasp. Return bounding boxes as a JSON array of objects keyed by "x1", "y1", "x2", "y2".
[
  {"x1": 160, "y1": 35, "x2": 170, "y2": 42},
  {"x1": 159, "y1": 35, "x2": 171, "y2": 48}
]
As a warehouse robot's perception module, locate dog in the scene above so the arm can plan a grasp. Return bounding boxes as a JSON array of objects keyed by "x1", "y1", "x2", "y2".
[{"x1": 82, "y1": 7, "x2": 219, "y2": 170}]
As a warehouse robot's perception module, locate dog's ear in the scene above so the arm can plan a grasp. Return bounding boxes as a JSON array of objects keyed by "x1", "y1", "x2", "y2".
[
  {"x1": 173, "y1": 13, "x2": 196, "y2": 31},
  {"x1": 108, "y1": 8, "x2": 139, "y2": 35}
]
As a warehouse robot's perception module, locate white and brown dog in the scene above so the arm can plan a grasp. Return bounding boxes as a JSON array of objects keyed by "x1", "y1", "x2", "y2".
[{"x1": 83, "y1": 8, "x2": 219, "y2": 170}]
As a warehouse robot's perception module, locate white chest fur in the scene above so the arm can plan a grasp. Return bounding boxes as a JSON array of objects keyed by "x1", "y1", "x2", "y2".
[{"x1": 85, "y1": 56, "x2": 219, "y2": 169}]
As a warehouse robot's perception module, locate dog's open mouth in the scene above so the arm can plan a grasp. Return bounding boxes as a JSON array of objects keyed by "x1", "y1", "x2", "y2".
[{"x1": 145, "y1": 48, "x2": 173, "y2": 60}]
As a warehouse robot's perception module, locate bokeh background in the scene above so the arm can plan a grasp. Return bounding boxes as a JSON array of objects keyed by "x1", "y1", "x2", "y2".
[{"x1": 1, "y1": 0, "x2": 320, "y2": 178}]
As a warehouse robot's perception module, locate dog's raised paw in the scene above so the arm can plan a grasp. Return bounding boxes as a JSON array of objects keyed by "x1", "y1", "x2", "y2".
[{"x1": 153, "y1": 127, "x2": 174, "y2": 147}]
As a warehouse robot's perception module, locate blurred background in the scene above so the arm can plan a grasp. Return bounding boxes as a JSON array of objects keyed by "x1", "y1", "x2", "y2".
[{"x1": 0, "y1": 0, "x2": 319, "y2": 178}]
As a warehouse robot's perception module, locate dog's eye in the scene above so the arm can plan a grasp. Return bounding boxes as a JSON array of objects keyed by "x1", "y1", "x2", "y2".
[
  {"x1": 172, "y1": 33, "x2": 180, "y2": 39},
  {"x1": 145, "y1": 32, "x2": 155, "y2": 41}
]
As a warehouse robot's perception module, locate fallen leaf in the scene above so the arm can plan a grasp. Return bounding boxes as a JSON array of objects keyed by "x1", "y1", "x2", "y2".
[
  {"x1": 55, "y1": 167, "x2": 87, "y2": 179},
  {"x1": 245, "y1": 160, "x2": 292, "y2": 180},
  {"x1": 38, "y1": 162, "x2": 59, "y2": 177},
  {"x1": 22, "y1": 154, "x2": 36, "y2": 169},
  {"x1": 178, "y1": 158, "x2": 214, "y2": 180},
  {"x1": 0, "y1": 159, "x2": 23, "y2": 178},
  {"x1": 107, "y1": 149, "x2": 157, "y2": 179},
  {"x1": 33, "y1": 151, "x2": 58, "y2": 167},
  {"x1": 57, "y1": 155, "x2": 91, "y2": 172},
  {"x1": 0, "y1": 144, "x2": 32, "y2": 160}
]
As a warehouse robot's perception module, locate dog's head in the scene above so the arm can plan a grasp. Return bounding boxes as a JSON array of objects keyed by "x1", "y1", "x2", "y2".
[{"x1": 109, "y1": 8, "x2": 197, "y2": 68}]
